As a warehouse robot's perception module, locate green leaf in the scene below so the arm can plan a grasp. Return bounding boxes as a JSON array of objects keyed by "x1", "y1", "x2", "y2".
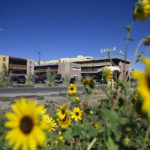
[
  {"x1": 106, "y1": 137, "x2": 118, "y2": 150},
  {"x1": 64, "y1": 127, "x2": 72, "y2": 140},
  {"x1": 120, "y1": 25, "x2": 131, "y2": 31},
  {"x1": 124, "y1": 37, "x2": 134, "y2": 41},
  {"x1": 88, "y1": 114, "x2": 99, "y2": 121},
  {"x1": 72, "y1": 126, "x2": 82, "y2": 137}
]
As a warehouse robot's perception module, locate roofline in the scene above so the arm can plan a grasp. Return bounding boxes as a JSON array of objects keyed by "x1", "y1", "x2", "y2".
[
  {"x1": 93, "y1": 56, "x2": 130, "y2": 62},
  {"x1": 35, "y1": 63, "x2": 58, "y2": 67},
  {"x1": 9, "y1": 56, "x2": 27, "y2": 61}
]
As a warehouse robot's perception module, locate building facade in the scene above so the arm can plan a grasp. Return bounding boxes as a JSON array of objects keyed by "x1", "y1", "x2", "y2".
[
  {"x1": 27, "y1": 59, "x2": 34, "y2": 75},
  {"x1": 0, "y1": 55, "x2": 9, "y2": 72},
  {"x1": 0, "y1": 55, "x2": 34, "y2": 75},
  {"x1": 34, "y1": 55, "x2": 130, "y2": 80},
  {"x1": 58, "y1": 63, "x2": 81, "y2": 78}
]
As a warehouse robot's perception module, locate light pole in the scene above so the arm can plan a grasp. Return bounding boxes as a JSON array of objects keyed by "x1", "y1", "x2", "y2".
[{"x1": 38, "y1": 52, "x2": 40, "y2": 76}]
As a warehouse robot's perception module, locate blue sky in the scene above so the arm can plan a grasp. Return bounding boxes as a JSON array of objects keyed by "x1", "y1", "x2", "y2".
[{"x1": 0, "y1": 0, "x2": 150, "y2": 71}]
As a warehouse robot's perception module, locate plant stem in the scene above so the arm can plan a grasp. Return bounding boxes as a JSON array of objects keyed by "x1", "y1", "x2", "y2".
[
  {"x1": 123, "y1": 21, "x2": 134, "y2": 80},
  {"x1": 125, "y1": 38, "x2": 145, "y2": 81},
  {"x1": 142, "y1": 125, "x2": 150, "y2": 150},
  {"x1": 111, "y1": 88, "x2": 121, "y2": 111},
  {"x1": 87, "y1": 138, "x2": 97, "y2": 150}
]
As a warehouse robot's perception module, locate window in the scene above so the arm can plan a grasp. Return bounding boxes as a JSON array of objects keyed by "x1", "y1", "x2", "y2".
[
  {"x1": 3, "y1": 63, "x2": 6, "y2": 68},
  {"x1": 3, "y1": 57, "x2": 6, "y2": 61},
  {"x1": 72, "y1": 67, "x2": 81, "y2": 71}
]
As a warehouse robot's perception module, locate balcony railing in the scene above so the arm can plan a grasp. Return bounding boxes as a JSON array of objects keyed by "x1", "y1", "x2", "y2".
[
  {"x1": 80, "y1": 62, "x2": 111, "y2": 67},
  {"x1": 9, "y1": 64, "x2": 26, "y2": 70},
  {"x1": 34, "y1": 68, "x2": 58, "y2": 73}
]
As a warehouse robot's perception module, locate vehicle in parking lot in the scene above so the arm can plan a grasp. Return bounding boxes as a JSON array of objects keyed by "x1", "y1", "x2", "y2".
[
  {"x1": 55, "y1": 77, "x2": 63, "y2": 84},
  {"x1": 17, "y1": 75, "x2": 26, "y2": 84},
  {"x1": 35, "y1": 75, "x2": 47, "y2": 84},
  {"x1": 70, "y1": 77, "x2": 75, "y2": 84}
]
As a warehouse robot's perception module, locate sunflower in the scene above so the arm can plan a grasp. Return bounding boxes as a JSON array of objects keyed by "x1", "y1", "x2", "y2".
[
  {"x1": 57, "y1": 115, "x2": 71, "y2": 128},
  {"x1": 71, "y1": 107, "x2": 83, "y2": 121},
  {"x1": 40, "y1": 104, "x2": 47, "y2": 115},
  {"x1": 5, "y1": 98, "x2": 47, "y2": 150},
  {"x1": 57, "y1": 104, "x2": 69, "y2": 119},
  {"x1": 102, "y1": 68, "x2": 112, "y2": 82},
  {"x1": 68, "y1": 84, "x2": 77, "y2": 94},
  {"x1": 132, "y1": 58, "x2": 150, "y2": 118},
  {"x1": 83, "y1": 77, "x2": 95, "y2": 88},
  {"x1": 133, "y1": 0, "x2": 150, "y2": 21},
  {"x1": 42, "y1": 114, "x2": 57, "y2": 132}
]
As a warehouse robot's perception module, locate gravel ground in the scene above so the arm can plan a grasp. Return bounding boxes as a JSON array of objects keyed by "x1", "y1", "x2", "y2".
[{"x1": 0, "y1": 89, "x2": 107, "y2": 113}]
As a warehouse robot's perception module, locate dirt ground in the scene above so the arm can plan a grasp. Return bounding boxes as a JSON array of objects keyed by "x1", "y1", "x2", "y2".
[{"x1": 0, "y1": 90, "x2": 106, "y2": 114}]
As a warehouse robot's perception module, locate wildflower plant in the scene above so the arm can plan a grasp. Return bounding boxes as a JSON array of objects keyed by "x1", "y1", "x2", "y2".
[
  {"x1": 5, "y1": 98, "x2": 47, "y2": 150},
  {"x1": 2, "y1": 1, "x2": 150, "y2": 150},
  {"x1": 82, "y1": 77, "x2": 95, "y2": 94}
]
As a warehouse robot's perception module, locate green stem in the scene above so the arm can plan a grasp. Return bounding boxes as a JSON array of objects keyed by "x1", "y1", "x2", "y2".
[
  {"x1": 123, "y1": 21, "x2": 134, "y2": 80},
  {"x1": 125, "y1": 38, "x2": 145, "y2": 81},
  {"x1": 111, "y1": 88, "x2": 121, "y2": 111},
  {"x1": 142, "y1": 125, "x2": 150, "y2": 150}
]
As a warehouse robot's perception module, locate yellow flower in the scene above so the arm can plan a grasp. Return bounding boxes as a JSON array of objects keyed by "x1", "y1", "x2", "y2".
[
  {"x1": 68, "y1": 84, "x2": 77, "y2": 94},
  {"x1": 57, "y1": 104, "x2": 69, "y2": 119},
  {"x1": 40, "y1": 104, "x2": 47, "y2": 115},
  {"x1": 58, "y1": 131, "x2": 62, "y2": 136},
  {"x1": 142, "y1": 98, "x2": 150, "y2": 117},
  {"x1": 132, "y1": 58, "x2": 150, "y2": 117},
  {"x1": 86, "y1": 77, "x2": 92, "y2": 82},
  {"x1": 71, "y1": 107, "x2": 83, "y2": 121},
  {"x1": 5, "y1": 98, "x2": 47, "y2": 150},
  {"x1": 57, "y1": 115, "x2": 71, "y2": 128},
  {"x1": 83, "y1": 77, "x2": 95, "y2": 88},
  {"x1": 102, "y1": 68, "x2": 112, "y2": 82},
  {"x1": 76, "y1": 96, "x2": 80, "y2": 103},
  {"x1": 58, "y1": 136, "x2": 63, "y2": 141},
  {"x1": 42, "y1": 114, "x2": 57, "y2": 132},
  {"x1": 133, "y1": 0, "x2": 150, "y2": 21},
  {"x1": 54, "y1": 140, "x2": 58, "y2": 146},
  {"x1": 93, "y1": 123, "x2": 99, "y2": 129}
]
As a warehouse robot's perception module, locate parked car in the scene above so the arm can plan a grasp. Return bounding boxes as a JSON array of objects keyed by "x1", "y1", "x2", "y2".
[
  {"x1": 17, "y1": 75, "x2": 26, "y2": 84},
  {"x1": 35, "y1": 75, "x2": 47, "y2": 84},
  {"x1": 11, "y1": 75, "x2": 18, "y2": 83},
  {"x1": 70, "y1": 77, "x2": 75, "y2": 84},
  {"x1": 55, "y1": 77, "x2": 63, "y2": 84}
]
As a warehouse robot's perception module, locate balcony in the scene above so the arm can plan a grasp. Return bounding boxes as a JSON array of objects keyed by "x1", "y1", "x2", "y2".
[
  {"x1": 34, "y1": 68, "x2": 58, "y2": 73},
  {"x1": 9, "y1": 64, "x2": 26, "y2": 70},
  {"x1": 80, "y1": 62, "x2": 111, "y2": 67}
]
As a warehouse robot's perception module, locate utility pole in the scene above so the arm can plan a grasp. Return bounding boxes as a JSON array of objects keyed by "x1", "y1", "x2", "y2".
[{"x1": 38, "y1": 52, "x2": 40, "y2": 75}]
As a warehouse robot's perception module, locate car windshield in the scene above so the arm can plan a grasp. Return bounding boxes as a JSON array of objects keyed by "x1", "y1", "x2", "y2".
[{"x1": 18, "y1": 76, "x2": 25, "y2": 79}]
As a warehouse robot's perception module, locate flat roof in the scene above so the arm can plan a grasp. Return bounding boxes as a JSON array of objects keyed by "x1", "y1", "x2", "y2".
[
  {"x1": 9, "y1": 56, "x2": 27, "y2": 61},
  {"x1": 93, "y1": 56, "x2": 130, "y2": 62},
  {"x1": 35, "y1": 63, "x2": 58, "y2": 67}
]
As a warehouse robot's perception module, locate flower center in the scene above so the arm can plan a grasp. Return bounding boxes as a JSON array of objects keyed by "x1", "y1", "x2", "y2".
[
  {"x1": 75, "y1": 112, "x2": 79, "y2": 116},
  {"x1": 62, "y1": 109, "x2": 65, "y2": 114},
  {"x1": 62, "y1": 116, "x2": 67, "y2": 122},
  {"x1": 71, "y1": 87, "x2": 74, "y2": 90},
  {"x1": 147, "y1": 75, "x2": 150, "y2": 90},
  {"x1": 20, "y1": 116, "x2": 34, "y2": 134}
]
